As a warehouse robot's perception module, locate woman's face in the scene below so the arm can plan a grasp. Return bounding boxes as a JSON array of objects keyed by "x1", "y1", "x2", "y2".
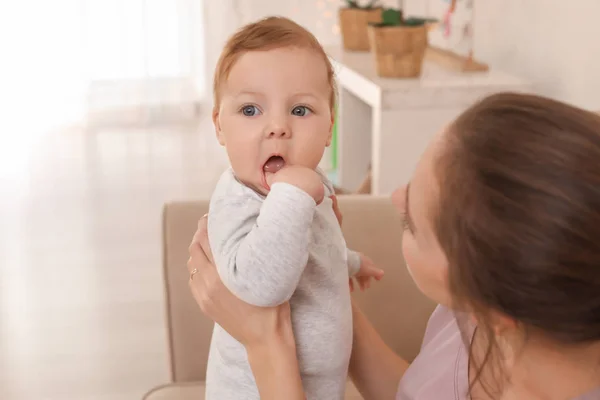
[{"x1": 392, "y1": 130, "x2": 452, "y2": 306}]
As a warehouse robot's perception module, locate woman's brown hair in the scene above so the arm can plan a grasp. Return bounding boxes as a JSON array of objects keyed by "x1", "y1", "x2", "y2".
[{"x1": 434, "y1": 92, "x2": 600, "y2": 396}]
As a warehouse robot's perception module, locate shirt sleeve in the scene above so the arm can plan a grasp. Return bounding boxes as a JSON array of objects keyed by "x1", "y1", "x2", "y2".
[
  {"x1": 346, "y1": 248, "x2": 361, "y2": 276},
  {"x1": 316, "y1": 168, "x2": 361, "y2": 276},
  {"x1": 208, "y1": 182, "x2": 317, "y2": 307}
]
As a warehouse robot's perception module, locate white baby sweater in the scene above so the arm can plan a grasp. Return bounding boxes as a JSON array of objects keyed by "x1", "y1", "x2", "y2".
[{"x1": 205, "y1": 167, "x2": 360, "y2": 399}]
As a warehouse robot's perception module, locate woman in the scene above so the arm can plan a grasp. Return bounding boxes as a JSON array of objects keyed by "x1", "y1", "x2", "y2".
[{"x1": 187, "y1": 93, "x2": 600, "y2": 399}]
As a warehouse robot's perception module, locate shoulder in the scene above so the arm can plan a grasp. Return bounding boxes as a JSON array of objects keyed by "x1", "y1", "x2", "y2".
[
  {"x1": 420, "y1": 305, "x2": 461, "y2": 348},
  {"x1": 316, "y1": 167, "x2": 335, "y2": 197},
  {"x1": 211, "y1": 168, "x2": 263, "y2": 202},
  {"x1": 396, "y1": 305, "x2": 472, "y2": 399},
  {"x1": 209, "y1": 168, "x2": 262, "y2": 212}
]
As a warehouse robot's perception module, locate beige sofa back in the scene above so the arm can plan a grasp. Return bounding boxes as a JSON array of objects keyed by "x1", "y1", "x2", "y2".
[{"x1": 162, "y1": 195, "x2": 435, "y2": 383}]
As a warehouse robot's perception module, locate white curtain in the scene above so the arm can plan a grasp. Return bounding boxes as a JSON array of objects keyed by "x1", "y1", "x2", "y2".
[
  {"x1": 83, "y1": 0, "x2": 206, "y2": 127},
  {"x1": 0, "y1": 0, "x2": 205, "y2": 134}
]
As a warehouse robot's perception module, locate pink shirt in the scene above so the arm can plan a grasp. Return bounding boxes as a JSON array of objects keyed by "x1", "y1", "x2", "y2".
[{"x1": 396, "y1": 306, "x2": 600, "y2": 400}]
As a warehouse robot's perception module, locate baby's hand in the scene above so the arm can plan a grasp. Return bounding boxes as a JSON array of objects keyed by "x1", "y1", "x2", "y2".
[
  {"x1": 349, "y1": 253, "x2": 384, "y2": 292},
  {"x1": 266, "y1": 166, "x2": 324, "y2": 204}
]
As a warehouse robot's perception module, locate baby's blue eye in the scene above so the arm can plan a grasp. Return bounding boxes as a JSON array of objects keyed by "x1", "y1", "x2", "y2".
[
  {"x1": 291, "y1": 106, "x2": 311, "y2": 117},
  {"x1": 242, "y1": 105, "x2": 260, "y2": 116}
]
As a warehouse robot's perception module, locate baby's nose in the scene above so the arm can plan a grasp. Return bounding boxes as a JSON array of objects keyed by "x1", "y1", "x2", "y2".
[{"x1": 266, "y1": 125, "x2": 290, "y2": 138}]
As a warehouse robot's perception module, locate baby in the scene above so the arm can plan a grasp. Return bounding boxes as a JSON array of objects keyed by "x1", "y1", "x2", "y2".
[{"x1": 206, "y1": 16, "x2": 383, "y2": 399}]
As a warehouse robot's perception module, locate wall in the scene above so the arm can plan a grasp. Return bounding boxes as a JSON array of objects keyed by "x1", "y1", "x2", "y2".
[
  {"x1": 189, "y1": 0, "x2": 207, "y2": 100},
  {"x1": 201, "y1": 0, "x2": 240, "y2": 107},
  {"x1": 405, "y1": 0, "x2": 600, "y2": 111}
]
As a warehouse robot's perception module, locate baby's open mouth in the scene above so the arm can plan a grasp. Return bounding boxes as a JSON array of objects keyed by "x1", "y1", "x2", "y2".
[
  {"x1": 261, "y1": 155, "x2": 286, "y2": 190},
  {"x1": 263, "y1": 155, "x2": 285, "y2": 173}
]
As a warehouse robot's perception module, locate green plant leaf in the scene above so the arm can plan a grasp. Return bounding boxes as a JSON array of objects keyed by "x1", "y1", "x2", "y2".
[
  {"x1": 345, "y1": 0, "x2": 380, "y2": 9},
  {"x1": 381, "y1": 8, "x2": 402, "y2": 25},
  {"x1": 402, "y1": 16, "x2": 437, "y2": 26}
]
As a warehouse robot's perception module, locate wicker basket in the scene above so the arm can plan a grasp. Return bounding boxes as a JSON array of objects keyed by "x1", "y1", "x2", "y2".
[
  {"x1": 339, "y1": 8, "x2": 382, "y2": 51},
  {"x1": 367, "y1": 24, "x2": 428, "y2": 78}
]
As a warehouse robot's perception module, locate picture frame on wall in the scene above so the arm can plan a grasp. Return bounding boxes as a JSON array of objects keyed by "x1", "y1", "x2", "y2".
[{"x1": 423, "y1": 0, "x2": 488, "y2": 72}]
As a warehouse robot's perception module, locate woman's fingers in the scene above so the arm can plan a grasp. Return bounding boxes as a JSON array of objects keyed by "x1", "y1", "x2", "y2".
[
  {"x1": 357, "y1": 276, "x2": 371, "y2": 291},
  {"x1": 196, "y1": 215, "x2": 216, "y2": 265},
  {"x1": 188, "y1": 228, "x2": 204, "y2": 261},
  {"x1": 188, "y1": 215, "x2": 213, "y2": 269},
  {"x1": 330, "y1": 195, "x2": 343, "y2": 226},
  {"x1": 187, "y1": 241, "x2": 208, "y2": 280}
]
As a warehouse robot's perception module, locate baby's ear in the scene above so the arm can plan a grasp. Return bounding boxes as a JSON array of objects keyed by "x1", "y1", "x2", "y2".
[
  {"x1": 326, "y1": 112, "x2": 334, "y2": 147},
  {"x1": 213, "y1": 108, "x2": 225, "y2": 146}
]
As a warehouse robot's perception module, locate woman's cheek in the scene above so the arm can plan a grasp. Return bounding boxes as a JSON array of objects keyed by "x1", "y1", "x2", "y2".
[
  {"x1": 401, "y1": 232, "x2": 418, "y2": 283},
  {"x1": 401, "y1": 232, "x2": 450, "y2": 305}
]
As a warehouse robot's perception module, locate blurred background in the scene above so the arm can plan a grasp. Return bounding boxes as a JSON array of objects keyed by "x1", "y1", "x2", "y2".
[{"x1": 0, "y1": 0, "x2": 599, "y2": 399}]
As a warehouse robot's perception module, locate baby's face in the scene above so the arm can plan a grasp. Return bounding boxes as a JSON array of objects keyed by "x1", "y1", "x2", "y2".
[{"x1": 214, "y1": 47, "x2": 333, "y2": 195}]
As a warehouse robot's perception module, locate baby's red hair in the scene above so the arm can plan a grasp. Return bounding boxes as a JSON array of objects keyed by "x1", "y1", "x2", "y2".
[{"x1": 213, "y1": 16, "x2": 337, "y2": 112}]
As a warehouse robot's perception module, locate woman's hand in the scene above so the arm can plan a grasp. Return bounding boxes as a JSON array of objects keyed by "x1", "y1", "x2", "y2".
[
  {"x1": 187, "y1": 215, "x2": 305, "y2": 399},
  {"x1": 331, "y1": 194, "x2": 343, "y2": 225},
  {"x1": 350, "y1": 253, "x2": 384, "y2": 292},
  {"x1": 187, "y1": 215, "x2": 294, "y2": 348},
  {"x1": 331, "y1": 195, "x2": 384, "y2": 292},
  {"x1": 330, "y1": 195, "x2": 407, "y2": 398}
]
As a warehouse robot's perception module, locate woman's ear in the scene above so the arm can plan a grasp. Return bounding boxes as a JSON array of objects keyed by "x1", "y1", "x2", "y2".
[
  {"x1": 213, "y1": 107, "x2": 225, "y2": 146},
  {"x1": 492, "y1": 312, "x2": 518, "y2": 333},
  {"x1": 487, "y1": 310, "x2": 520, "y2": 349}
]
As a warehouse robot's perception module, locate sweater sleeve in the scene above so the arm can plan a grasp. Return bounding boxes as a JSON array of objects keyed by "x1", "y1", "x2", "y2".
[
  {"x1": 316, "y1": 168, "x2": 362, "y2": 277},
  {"x1": 347, "y1": 248, "x2": 361, "y2": 276},
  {"x1": 207, "y1": 182, "x2": 317, "y2": 307}
]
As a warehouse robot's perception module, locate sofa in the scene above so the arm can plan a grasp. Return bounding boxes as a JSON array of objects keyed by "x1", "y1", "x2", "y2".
[{"x1": 143, "y1": 195, "x2": 436, "y2": 400}]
